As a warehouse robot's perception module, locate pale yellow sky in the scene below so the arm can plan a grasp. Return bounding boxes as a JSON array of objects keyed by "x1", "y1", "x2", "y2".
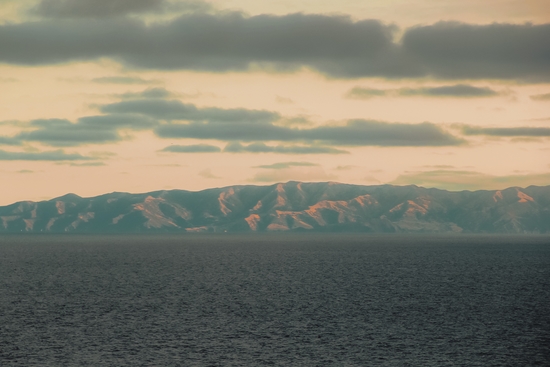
[{"x1": 0, "y1": 0, "x2": 549, "y2": 204}]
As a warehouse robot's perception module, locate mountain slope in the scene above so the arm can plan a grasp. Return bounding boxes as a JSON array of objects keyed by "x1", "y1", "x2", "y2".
[{"x1": 1, "y1": 182, "x2": 549, "y2": 233}]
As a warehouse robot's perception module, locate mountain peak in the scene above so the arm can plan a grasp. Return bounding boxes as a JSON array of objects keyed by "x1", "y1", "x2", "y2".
[{"x1": 53, "y1": 193, "x2": 82, "y2": 201}]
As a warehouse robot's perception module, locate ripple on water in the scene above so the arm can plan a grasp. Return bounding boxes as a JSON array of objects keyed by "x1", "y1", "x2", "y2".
[{"x1": 0, "y1": 234, "x2": 549, "y2": 366}]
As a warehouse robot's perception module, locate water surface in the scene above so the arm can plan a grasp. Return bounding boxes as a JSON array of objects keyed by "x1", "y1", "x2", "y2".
[{"x1": 1, "y1": 234, "x2": 549, "y2": 366}]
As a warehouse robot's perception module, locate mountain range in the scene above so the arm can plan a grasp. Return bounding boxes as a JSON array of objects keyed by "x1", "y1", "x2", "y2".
[{"x1": 1, "y1": 182, "x2": 549, "y2": 234}]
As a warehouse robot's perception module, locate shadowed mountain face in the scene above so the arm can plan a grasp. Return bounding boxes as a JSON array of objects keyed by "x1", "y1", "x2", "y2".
[{"x1": 1, "y1": 182, "x2": 549, "y2": 233}]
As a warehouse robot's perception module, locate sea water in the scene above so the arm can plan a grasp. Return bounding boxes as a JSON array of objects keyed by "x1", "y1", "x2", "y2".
[{"x1": 0, "y1": 234, "x2": 549, "y2": 366}]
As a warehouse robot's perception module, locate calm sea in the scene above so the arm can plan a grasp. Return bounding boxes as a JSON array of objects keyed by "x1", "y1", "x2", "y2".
[{"x1": 0, "y1": 234, "x2": 549, "y2": 366}]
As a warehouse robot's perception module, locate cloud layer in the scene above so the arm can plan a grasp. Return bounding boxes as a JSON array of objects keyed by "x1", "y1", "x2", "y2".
[
  {"x1": 0, "y1": 149, "x2": 92, "y2": 161},
  {"x1": 460, "y1": 125, "x2": 550, "y2": 137},
  {"x1": 33, "y1": 0, "x2": 167, "y2": 18},
  {"x1": 224, "y1": 142, "x2": 348, "y2": 154},
  {"x1": 155, "y1": 118, "x2": 463, "y2": 146},
  {"x1": 99, "y1": 97, "x2": 462, "y2": 147},
  {"x1": 11, "y1": 90, "x2": 546, "y2": 152},
  {"x1": 161, "y1": 144, "x2": 221, "y2": 153},
  {"x1": 1, "y1": 14, "x2": 548, "y2": 80},
  {"x1": 101, "y1": 99, "x2": 279, "y2": 123},
  {"x1": 17, "y1": 115, "x2": 156, "y2": 146},
  {"x1": 347, "y1": 84, "x2": 501, "y2": 99}
]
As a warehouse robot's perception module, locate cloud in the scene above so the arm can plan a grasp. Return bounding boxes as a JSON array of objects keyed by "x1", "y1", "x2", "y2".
[
  {"x1": 161, "y1": 144, "x2": 221, "y2": 153},
  {"x1": 401, "y1": 22, "x2": 550, "y2": 81},
  {"x1": 392, "y1": 169, "x2": 550, "y2": 191},
  {"x1": 254, "y1": 161, "x2": 318, "y2": 169},
  {"x1": 347, "y1": 84, "x2": 501, "y2": 99},
  {"x1": 33, "y1": 0, "x2": 161, "y2": 18},
  {"x1": 92, "y1": 76, "x2": 158, "y2": 84},
  {"x1": 32, "y1": 0, "x2": 211, "y2": 18},
  {"x1": 398, "y1": 84, "x2": 500, "y2": 97},
  {"x1": 160, "y1": 142, "x2": 348, "y2": 154},
  {"x1": 459, "y1": 125, "x2": 550, "y2": 137},
  {"x1": 12, "y1": 98, "x2": 463, "y2": 150},
  {"x1": 272, "y1": 116, "x2": 312, "y2": 127},
  {"x1": 0, "y1": 136, "x2": 21, "y2": 146},
  {"x1": 61, "y1": 162, "x2": 106, "y2": 166},
  {"x1": 346, "y1": 87, "x2": 388, "y2": 99},
  {"x1": 17, "y1": 115, "x2": 157, "y2": 146},
  {"x1": 157, "y1": 118, "x2": 464, "y2": 147},
  {"x1": 0, "y1": 15, "x2": 547, "y2": 80},
  {"x1": 334, "y1": 165, "x2": 357, "y2": 171},
  {"x1": 0, "y1": 149, "x2": 92, "y2": 161},
  {"x1": 119, "y1": 87, "x2": 176, "y2": 99},
  {"x1": 101, "y1": 99, "x2": 279, "y2": 123},
  {"x1": 198, "y1": 168, "x2": 220, "y2": 179},
  {"x1": 530, "y1": 93, "x2": 550, "y2": 101},
  {"x1": 223, "y1": 142, "x2": 348, "y2": 154}
]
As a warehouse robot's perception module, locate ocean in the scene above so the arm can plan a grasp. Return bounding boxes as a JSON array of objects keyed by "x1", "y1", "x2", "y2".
[{"x1": 1, "y1": 234, "x2": 549, "y2": 366}]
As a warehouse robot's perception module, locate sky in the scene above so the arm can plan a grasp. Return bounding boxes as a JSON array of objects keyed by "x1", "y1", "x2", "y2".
[{"x1": 1, "y1": 0, "x2": 549, "y2": 205}]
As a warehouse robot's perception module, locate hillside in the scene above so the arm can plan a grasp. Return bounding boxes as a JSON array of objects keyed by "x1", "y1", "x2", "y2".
[{"x1": 1, "y1": 182, "x2": 549, "y2": 233}]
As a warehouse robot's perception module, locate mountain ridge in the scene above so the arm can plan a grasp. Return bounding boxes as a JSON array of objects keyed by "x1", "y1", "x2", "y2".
[{"x1": 1, "y1": 181, "x2": 549, "y2": 234}]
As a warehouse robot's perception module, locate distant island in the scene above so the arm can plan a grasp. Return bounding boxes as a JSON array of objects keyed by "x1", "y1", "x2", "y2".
[{"x1": 1, "y1": 182, "x2": 549, "y2": 234}]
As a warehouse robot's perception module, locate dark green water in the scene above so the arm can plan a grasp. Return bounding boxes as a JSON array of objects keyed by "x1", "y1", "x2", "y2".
[{"x1": 1, "y1": 234, "x2": 549, "y2": 366}]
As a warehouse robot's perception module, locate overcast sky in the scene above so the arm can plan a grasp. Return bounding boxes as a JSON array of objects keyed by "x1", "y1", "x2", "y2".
[{"x1": 1, "y1": 0, "x2": 549, "y2": 204}]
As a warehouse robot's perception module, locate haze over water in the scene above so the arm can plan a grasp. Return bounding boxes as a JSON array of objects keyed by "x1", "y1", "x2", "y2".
[{"x1": 1, "y1": 234, "x2": 549, "y2": 366}]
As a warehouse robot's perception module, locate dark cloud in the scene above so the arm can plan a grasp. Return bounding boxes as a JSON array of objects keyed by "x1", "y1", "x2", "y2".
[
  {"x1": 101, "y1": 99, "x2": 279, "y2": 123},
  {"x1": 161, "y1": 144, "x2": 221, "y2": 153},
  {"x1": 32, "y1": 0, "x2": 211, "y2": 18},
  {"x1": 33, "y1": 0, "x2": 166, "y2": 18},
  {"x1": 0, "y1": 14, "x2": 547, "y2": 80},
  {"x1": 17, "y1": 115, "x2": 156, "y2": 146},
  {"x1": 308, "y1": 120, "x2": 464, "y2": 146},
  {"x1": 460, "y1": 125, "x2": 550, "y2": 137},
  {"x1": 0, "y1": 149, "x2": 92, "y2": 161},
  {"x1": 157, "y1": 118, "x2": 464, "y2": 147},
  {"x1": 347, "y1": 84, "x2": 500, "y2": 99},
  {"x1": 530, "y1": 93, "x2": 550, "y2": 101},
  {"x1": 0, "y1": 136, "x2": 22, "y2": 146},
  {"x1": 78, "y1": 114, "x2": 157, "y2": 129},
  {"x1": 12, "y1": 98, "x2": 462, "y2": 149},
  {"x1": 119, "y1": 87, "x2": 175, "y2": 99},
  {"x1": 224, "y1": 142, "x2": 348, "y2": 154},
  {"x1": 255, "y1": 162, "x2": 317, "y2": 169},
  {"x1": 398, "y1": 84, "x2": 500, "y2": 97},
  {"x1": 401, "y1": 22, "x2": 550, "y2": 81},
  {"x1": 92, "y1": 76, "x2": 157, "y2": 84},
  {"x1": 274, "y1": 117, "x2": 312, "y2": 127}
]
